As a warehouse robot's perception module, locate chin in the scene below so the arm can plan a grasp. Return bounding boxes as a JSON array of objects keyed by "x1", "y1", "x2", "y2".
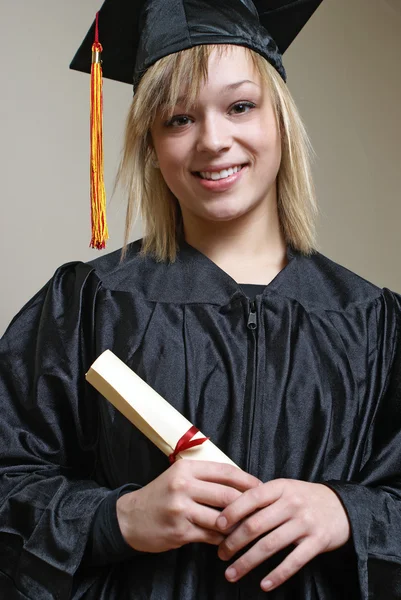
[
  {"x1": 207, "y1": 212, "x2": 246, "y2": 222},
  {"x1": 201, "y1": 204, "x2": 252, "y2": 222}
]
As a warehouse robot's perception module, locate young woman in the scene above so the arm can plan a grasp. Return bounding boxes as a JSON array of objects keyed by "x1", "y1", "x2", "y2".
[{"x1": 1, "y1": 1, "x2": 401, "y2": 599}]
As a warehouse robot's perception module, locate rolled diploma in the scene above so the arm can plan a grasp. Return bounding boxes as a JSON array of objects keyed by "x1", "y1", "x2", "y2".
[{"x1": 86, "y1": 349, "x2": 237, "y2": 466}]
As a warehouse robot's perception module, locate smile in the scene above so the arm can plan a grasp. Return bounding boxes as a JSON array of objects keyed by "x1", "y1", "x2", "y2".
[{"x1": 196, "y1": 165, "x2": 245, "y2": 181}]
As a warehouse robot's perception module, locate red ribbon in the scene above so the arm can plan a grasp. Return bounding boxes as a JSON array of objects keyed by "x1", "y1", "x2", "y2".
[{"x1": 169, "y1": 425, "x2": 209, "y2": 465}]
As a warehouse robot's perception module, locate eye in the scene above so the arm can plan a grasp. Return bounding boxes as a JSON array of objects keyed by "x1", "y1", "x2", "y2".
[
  {"x1": 165, "y1": 115, "x2": 193, "y2": 128},
  {"x1": 230, "y1": 102, "x2": 256, "y2": 115}
]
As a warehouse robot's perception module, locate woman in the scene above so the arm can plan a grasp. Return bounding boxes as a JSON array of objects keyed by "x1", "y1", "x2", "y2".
[{"x1": 1, "y1": 0, "x2": 401, "y2": 598}]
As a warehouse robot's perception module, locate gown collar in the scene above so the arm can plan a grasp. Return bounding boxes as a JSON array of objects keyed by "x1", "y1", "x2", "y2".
[{"x1": 144, "y1": 239, "x2": 300, "y2": 305}]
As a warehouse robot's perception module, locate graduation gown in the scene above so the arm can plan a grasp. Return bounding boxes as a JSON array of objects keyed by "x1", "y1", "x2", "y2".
[{"x1": 1, "y1": 240, "x2": 401, "y2": 600}]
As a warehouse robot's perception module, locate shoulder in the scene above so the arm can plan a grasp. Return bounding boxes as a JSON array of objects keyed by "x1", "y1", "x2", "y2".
[
  {"x1": 86, "y1": 239, "x2": 158, "y2": 295},
  {"x1": 280, "y1": 250, "x2": 400, "y2": 314},
  {"x1": 277, "y1": 251, "x2": 401, "y2": 372},
  {"x1": 40, "y1": 240, "x2": 151, "y2": 298},
  {"x1": 86, "y1": 239, "x2": 142, "y2": 277},
  {"x1": 301, "y1": 251, "x2": 381, "y2": 305},
  {"x1": 3, "y1": 243, "x2": 143, "y2": 339}
]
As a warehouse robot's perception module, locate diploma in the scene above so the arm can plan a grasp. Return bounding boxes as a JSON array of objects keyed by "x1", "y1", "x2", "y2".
[{"x1": 86, "y1": 350, "x2": 237, "y2": 466}]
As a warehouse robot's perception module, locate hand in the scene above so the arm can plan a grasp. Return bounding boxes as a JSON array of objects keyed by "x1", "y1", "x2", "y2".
[
  {"x1": 116, "y1": 460, "x2": 261, "y2": 553},
  {"x1": 216, "y1": 479, "x2": 350, "y2": 592}
]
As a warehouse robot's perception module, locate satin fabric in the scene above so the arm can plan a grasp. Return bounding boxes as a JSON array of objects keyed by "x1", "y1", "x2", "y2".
[
  {"x1": 136, "y1": 0, "x2": 286, "y2": 84},
  {"x1": 69, "y1": 0, "x2": 324, "y2": 86},
  {"x1": 1, "y1": 240, "x2": 401, "y2": 599}
]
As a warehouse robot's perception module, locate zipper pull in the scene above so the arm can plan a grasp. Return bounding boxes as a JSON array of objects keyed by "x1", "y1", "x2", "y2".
[{"x1": 247, "y1": 300, "x2": 257, "y2": 330}]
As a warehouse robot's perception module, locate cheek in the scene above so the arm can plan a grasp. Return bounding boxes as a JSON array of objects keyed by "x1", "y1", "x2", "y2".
[
  {"x1": 157, "y1": 150, "x2": 190, "y2": 197},
  {"x1": 157, "y1": 143, "x2": 191, "y2": 186},
  {"x1": 245, "y1": 118, "x2": 280, "y2": 156},
  {"x1": 155, "y1": 131, "x2": 192, "y2": 163},
  {"x1": 256, "y1": 126, "x2": 281, "y2": 170},
  {"x1": 155, "y1": 143, "x2": 176, "y2": 169}
]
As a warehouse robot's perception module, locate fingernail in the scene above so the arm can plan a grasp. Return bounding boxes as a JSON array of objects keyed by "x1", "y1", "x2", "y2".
[
  {"x1": 262, "y1": 579, "x2": 273, "y2": 591},
  {"x1": 226, "y1": 567, "x2": 237, "y2": 581},
  {"x1": 217, "y1": 516, "x2": 228, "y2": 530}
]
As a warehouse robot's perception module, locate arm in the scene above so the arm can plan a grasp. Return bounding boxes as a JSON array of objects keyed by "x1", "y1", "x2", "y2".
[
  {"x1": 0, "y1": 263, "x2": 125, "y2": 599},
  {"x1": 324, "y1": 289, "x2": 401, "y2": 598}
]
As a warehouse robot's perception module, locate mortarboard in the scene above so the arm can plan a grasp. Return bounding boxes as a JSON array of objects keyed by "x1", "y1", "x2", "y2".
[{"x1": 70, "y1": 0, "x2": 323, "y2": 249}]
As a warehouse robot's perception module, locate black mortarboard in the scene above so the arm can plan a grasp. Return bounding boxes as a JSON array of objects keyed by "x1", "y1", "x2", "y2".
[{"x1": 70, "y1": 0, "x2": 324, "y2": 87}]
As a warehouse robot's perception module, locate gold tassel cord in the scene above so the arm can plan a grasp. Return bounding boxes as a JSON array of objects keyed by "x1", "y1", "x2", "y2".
[{"x1": 90, "y1": 12, "x2": 108, "y2": 249}]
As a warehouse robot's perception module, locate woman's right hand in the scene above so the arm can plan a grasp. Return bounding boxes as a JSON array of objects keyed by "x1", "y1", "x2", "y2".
[{"x1": 116, "y1": 460, "x2": 261, "y2": 553}]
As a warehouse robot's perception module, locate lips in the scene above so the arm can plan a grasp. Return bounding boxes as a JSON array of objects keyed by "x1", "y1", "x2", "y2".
[
  {"x1": 193, "y1": 163, "x2": 248, "y2": 182},
  {"x1": 192, "y1": 163, "x2": 248, "y2": 191},
  {"x1": 199, "y1": 165, "x2": 243, "y2": 181}
]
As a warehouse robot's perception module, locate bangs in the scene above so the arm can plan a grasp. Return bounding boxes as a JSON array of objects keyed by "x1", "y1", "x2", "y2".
[{"x1": 134, "y1": 44, "x2": 259, "y2": 127}]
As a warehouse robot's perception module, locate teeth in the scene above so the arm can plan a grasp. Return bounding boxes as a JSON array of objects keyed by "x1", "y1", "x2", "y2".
[{"x1": 199, "y1": 165, "x2": 243, "y2": 180}]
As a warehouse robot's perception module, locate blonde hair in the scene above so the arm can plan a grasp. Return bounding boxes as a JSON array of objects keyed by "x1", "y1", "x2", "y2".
[{"x1": 117, "y1": 44, "x2": 317, "y2": 262}]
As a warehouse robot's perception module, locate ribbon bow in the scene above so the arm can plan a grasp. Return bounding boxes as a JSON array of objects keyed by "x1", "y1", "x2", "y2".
[{"x1": 169, "y1": 425, "x2": 209, "y2": 465}]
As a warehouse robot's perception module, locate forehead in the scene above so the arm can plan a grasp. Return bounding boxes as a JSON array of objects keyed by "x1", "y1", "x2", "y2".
[
  {"x1": 177, "y1": 45, "x2": 262, "y2": 102},
  {"x1": 208, "y1": 45, "x2": 257, "y2": 72},
  {"x1": 197, "y1": 45, "x2": 259, "y2": 90}
]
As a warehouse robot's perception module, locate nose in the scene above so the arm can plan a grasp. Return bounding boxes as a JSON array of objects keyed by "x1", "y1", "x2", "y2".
[{"x1": 195, "y1": 113, "x2": 232, "y2": 154}]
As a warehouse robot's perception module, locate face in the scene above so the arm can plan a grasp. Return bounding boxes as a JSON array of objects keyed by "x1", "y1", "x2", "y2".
[{"x1": 150, "y1": 46, "x2": 282, "y2": 226}]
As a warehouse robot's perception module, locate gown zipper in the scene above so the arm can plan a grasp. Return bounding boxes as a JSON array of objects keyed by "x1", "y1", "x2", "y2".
[
  {"x1": 239, "y1": 299, "x2": 259, "y2": 600},
  {"x1": 245, "y1": 299, "x2": 258, "y2": 473},
  {"x1": 247, "y1": 300, "x2": 258, "y2": 330}
]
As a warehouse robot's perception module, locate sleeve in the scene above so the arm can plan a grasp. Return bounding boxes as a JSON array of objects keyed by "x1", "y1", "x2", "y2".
[
  {"x1": 0, "y1": 263, "x2": 136, "y2": 600},
  {"x1": 324, "y1": 289, "x2": 401, "y2": 599},
  {"x1": 84, "y1": 484, "x2": 141, "y2": 566}
]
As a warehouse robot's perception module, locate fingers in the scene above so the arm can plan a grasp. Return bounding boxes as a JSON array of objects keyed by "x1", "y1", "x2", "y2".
[
  {"x1": 177, "y1": 505, "x2": 227, "y2": 546},
  {"x1": 190, "y1": 524, "x2": 226, "y2": 546},
  {"x1": 191, "y1": 480, "x2": 243, "y2": 508},
  {"x1": 184, "y1": 460, "x2": 261, "y2": 492},
  {"x1": 222, "y1": 521, "x2": 305, "y2": 584},
  {"x1": 218, "y1": 500, "x2": 290, "y2": 560},
  {"x1": 210, "y1": 478, "x2": 351, "y2": 592},
  {"x1": 259, "y1": 539, "x2": 318, "y2": 592},
  {"x1": 190, "y1": 503, "x2": 225, "y2": 531},
  {"x1": 217, "y1": 480, "x2": 284, "y2": 532}
]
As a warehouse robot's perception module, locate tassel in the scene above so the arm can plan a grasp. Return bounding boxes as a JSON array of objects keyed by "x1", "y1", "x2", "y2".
[{"x1": 90, "y1": 11, "x2": 108, "y2": 249}]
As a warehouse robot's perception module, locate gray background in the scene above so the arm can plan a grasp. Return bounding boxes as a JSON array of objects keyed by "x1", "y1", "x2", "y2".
[{"x1": 1, "y1": 0, "x2": 400, "y2": 335}]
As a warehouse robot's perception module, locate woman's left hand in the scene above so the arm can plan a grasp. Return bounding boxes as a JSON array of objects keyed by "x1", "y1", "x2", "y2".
[{"x1": 216, "y1": 479, "x2": 351, "y2": 592}]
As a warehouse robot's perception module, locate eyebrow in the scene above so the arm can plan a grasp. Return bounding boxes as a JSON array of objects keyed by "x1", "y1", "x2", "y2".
[
  {"x1": 176, "y1": 80, "x2": 259, "y2": 105},
  {"x1": 222, "y1": 79, "x2": 259, "y2": 92}
]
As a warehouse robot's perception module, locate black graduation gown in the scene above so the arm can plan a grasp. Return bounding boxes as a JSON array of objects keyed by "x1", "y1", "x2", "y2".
[{"x1": 1, "y1": 240, "x2": 401, "y2": 600}]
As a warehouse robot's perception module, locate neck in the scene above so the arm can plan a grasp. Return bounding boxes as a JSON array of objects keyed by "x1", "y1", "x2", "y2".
[{"x1": 182, "y1": 192, "x2": 288, "y2": 285}]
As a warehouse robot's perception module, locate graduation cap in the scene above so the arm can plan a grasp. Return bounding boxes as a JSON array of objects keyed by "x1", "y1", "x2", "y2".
[{"x1": 70, "y1": 0, "x2": 323, "y2": 249}]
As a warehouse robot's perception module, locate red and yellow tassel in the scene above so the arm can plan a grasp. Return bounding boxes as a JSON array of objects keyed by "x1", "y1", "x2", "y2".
[{"x1": 90, "y1": 11, "x2": 108, "y2": 249}]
